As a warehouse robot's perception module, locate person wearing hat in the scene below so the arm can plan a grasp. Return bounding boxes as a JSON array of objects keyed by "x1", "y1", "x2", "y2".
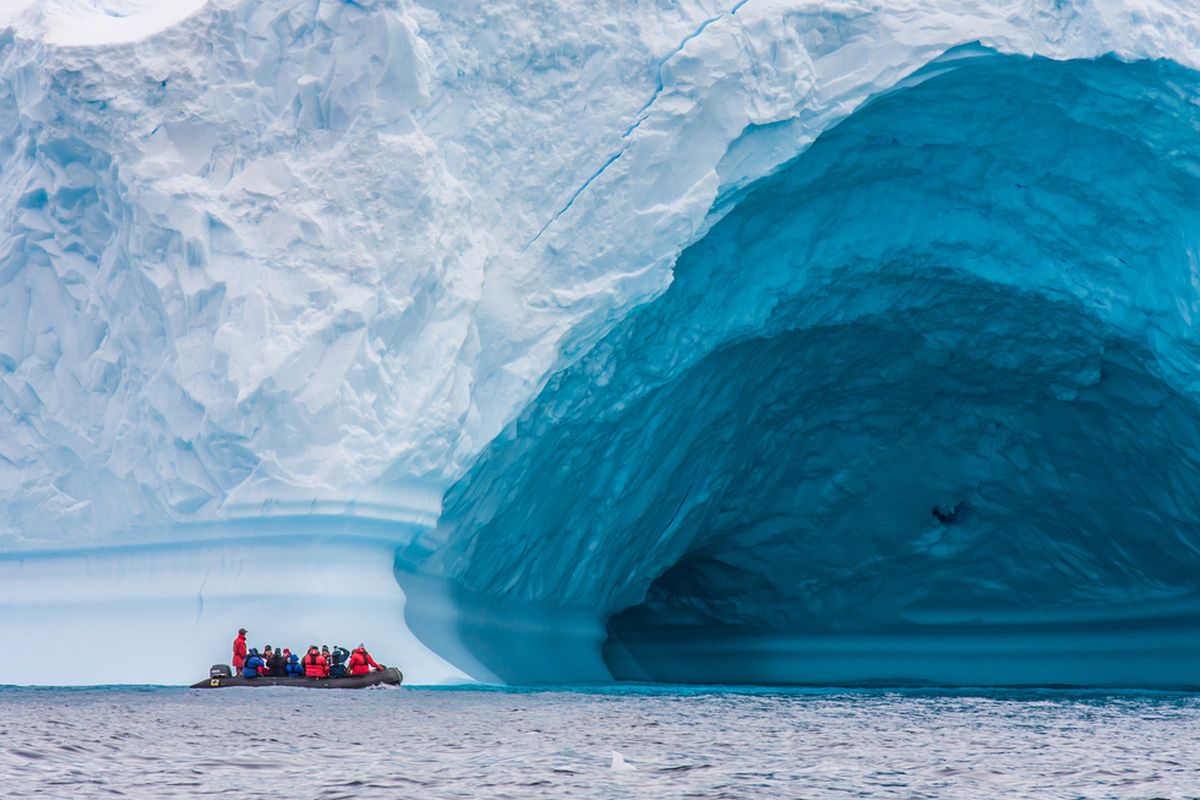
[
  {"x1": 328, "y1": 645, "x2": 350, "y2": 678},
  {"x1": 268, "y1": 646, "x2": 288, "y2": 677},
  {"x1": 347, "y1": 643, "x2": 384, "y2": 676},
  {"x1": 242, "y1": 648, "x2": 267, "y2": 679},
  {"x1": 303, "y1": 645, "x2": 327, "y2": 677},
  {"x1": 232, "y1": 628, "x2": 248, "y2": 674}
]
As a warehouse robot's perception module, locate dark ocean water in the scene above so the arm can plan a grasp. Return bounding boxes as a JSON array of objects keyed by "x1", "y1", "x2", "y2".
[{"x1": 2, "y1": 685, "x2": 1198, "y2": 799}]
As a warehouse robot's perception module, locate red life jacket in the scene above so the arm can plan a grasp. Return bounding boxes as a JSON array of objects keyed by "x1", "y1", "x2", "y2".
[
  {"x1": 349, "y1": 649, "x2": 374, "y2": 675},
  {"x1": 232, "y1": 634, "x2": 247, "y2": 669},
  {"x1": 304, "y1": 650, "x2": 327, "y2": 677}
]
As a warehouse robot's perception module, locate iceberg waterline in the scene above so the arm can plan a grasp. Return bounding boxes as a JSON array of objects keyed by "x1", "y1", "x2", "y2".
[{"x1": 2, "y1": 0, "x2": 1200, "y2": 685}]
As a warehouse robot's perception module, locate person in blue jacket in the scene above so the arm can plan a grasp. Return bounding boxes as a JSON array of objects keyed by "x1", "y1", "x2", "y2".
[
  {"x1": 285, "y1": 652, "x2": 303, "y2": 677},
  {"x1": 242, "y1": 648, "x2": 266, "y2": 679}
]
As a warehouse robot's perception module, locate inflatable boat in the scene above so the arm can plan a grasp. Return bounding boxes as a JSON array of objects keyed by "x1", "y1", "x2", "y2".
[{"x1": 191, "y1": 666, "x2": 403, "y2": 689}]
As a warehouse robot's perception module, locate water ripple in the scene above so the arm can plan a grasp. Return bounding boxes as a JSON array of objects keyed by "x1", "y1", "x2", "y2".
[{"x1": 1, "y1": 686, "x2": 1199, "y2": 798}]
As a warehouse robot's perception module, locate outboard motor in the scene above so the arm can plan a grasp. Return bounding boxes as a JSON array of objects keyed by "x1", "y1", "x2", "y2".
[{"x1": 210, "y1": 664, "x2": 233, "y2": 679}]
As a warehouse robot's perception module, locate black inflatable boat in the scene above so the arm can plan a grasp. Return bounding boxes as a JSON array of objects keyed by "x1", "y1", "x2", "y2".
[{"x1": 191, "y1": 667, "x2": 403, "y2": 689}]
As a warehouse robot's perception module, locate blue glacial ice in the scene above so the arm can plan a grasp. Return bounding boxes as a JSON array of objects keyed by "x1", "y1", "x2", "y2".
[
  {"x1": 418, "y1": 52, "x2": 1200, "y2": 687},
  {"x1": 2, "y1": 0, "x2": 1200, "y2": 686}
]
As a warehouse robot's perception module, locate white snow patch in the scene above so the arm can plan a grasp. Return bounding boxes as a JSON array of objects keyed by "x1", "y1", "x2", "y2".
[{"x1": 4, "y1": 0, "x2": 211, "y2": 46}]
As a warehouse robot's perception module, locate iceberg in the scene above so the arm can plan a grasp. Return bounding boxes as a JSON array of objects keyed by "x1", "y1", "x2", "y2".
[
  {"x1": 432, "y1": 51, "x2": 1200, "y2": 686},
  {"x1": 1, "y1": 0, "x2": 1199, "y2": 686}
]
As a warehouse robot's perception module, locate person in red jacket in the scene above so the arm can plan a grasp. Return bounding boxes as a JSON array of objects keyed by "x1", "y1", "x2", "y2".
[
  {"x1": 347, "y1": 644, "x2": 384, "y2": 676},
  {"x1": 232, "y1": 628, "x2": 248, "y2": 673},
  {"x1": 303, "y1": 645, "x2": 327, "y2": 678}
]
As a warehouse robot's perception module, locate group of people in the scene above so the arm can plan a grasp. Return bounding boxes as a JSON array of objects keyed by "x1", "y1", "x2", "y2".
[{"x1": 231, "y1": 628, "x2": 385, "y2": 680}]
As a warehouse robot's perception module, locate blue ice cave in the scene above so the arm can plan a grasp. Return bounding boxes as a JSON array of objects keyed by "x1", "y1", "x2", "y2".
[{"x1": 408, "y1": 51, "x2": 1200, "y2": 686}]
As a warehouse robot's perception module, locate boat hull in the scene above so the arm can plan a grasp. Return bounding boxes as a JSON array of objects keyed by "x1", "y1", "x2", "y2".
[{"x1": 190, "y1": 667, "x2": 403, "y2": 689}]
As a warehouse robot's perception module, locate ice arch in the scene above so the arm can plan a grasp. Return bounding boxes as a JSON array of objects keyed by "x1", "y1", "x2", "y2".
[{"x1": 412, "y1": 53, "x2": 1200, "y2": 686}]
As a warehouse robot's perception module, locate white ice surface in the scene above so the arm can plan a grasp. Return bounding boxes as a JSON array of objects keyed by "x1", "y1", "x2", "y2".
[
  {"x1": 1, "y1": 0, "x2": 210, "y2": 46},
  {"x1": 1, "y1": 0, "x2": 1199, "y2": 683},
  {"x1": 0, "y1": 534, "x2": 469, "y2": 685},
  {"x1": 3, "y1": 0, "x2": 1198, "y2": 545}
]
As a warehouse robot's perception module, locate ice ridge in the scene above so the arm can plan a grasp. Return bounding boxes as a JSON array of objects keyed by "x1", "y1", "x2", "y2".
[{"x1": 2, "y1": 0, "x2": 1200, "y2": 685}]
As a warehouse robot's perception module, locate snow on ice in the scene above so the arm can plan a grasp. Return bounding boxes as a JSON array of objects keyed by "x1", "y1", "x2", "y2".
[{"x1": 2, "y1": 0, "x2": 1200, "y2": 685}]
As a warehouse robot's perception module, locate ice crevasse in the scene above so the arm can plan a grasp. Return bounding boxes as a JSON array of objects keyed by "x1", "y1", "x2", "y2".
[{"x1": 1, "y1": 0, "x2": 1200, "y2": 686}]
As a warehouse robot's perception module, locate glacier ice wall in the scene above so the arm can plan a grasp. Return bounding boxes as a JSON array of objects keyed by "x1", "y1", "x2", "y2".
[
  {"x1": 424, "y1": 52, "x2": 1200, "y2": 685},
  {"x1": 4, "y1": 0, "x2": 1198, "y2": 544},
  {"x1": 2, "y1": 0, "x2": 1200, "y2": 684}
]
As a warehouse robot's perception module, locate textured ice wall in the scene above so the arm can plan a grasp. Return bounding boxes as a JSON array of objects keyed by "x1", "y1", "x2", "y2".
[
  {"x1": 3, "y1": 0, "x2": 1200, "y2": 684},
  {"x1": 429, "y1": 53, "x2": 1200, "y2": 685},
  {"x1": 3, "y1": 0, "x2": 1198, "y2": 545}
]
